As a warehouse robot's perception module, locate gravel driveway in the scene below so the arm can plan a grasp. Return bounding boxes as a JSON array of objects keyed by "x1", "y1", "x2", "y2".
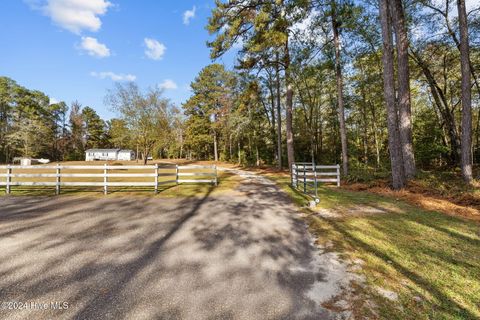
[{"x1": 0, "y1": 169, "x2": 357, "y2": 320}]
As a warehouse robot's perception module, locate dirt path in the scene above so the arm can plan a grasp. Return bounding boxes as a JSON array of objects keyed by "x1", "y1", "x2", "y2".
[{"x1": 0, "y1": 168, "x2": 359, "y2": 320}]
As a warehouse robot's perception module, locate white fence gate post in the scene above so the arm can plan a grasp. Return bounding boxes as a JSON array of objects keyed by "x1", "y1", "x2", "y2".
[
  {"x1": 154, "y1": 164, "x2": 159, "y2": 193},
  {"x1": 294, "y1": 163, "x2": 298, "y2": 188},
  {"x1": 303, "y1": 164, "x2": 307, "y2": 193},
  {"x1": 56, "y1": 164, "x2": 61, "y2": 195},
  {"x1": 6, "y1": 165, "x2": 11, "y2": 194},
  {"x1": 336, "y1": 164, "x2": 341, "y2": 187},
  {"x1": 214, "y1": 165, "x2": 218, "y2": 186},
  {"x1": 291, "y1": 163, "x2": 295, "y2": 187},
  {"x1": 175, "y1": 164, "x2": 179, "y2": 185},
  {"x1": 103, "y1": 164, "x2": 108, "y2": 195},
  {"x1": 293, "y1": 163, "x2": 299, "y2": 189}
]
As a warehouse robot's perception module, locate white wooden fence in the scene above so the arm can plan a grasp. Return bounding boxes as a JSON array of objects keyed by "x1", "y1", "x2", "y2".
[
  {"x1": 0, "y1": 164, "x2": 217, "y2": 195},
  {"x1": 291, "y1": 162, "x2": 340, "y2": 198}
]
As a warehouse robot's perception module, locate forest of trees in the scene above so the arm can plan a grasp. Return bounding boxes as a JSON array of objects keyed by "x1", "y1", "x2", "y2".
[
  {"x1": 1, "y1": 0, "x2": 479, "y2": 189},
  {"x1": 0, "y1": 77, "x2": 183, "y2": 163},
  {"x1": 183, "y1": 0, "x2": 480, "y2": 188}
]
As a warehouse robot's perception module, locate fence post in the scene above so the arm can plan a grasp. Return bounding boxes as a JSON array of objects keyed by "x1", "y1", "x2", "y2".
[
  {"x1": 291, "y1": 163, "x2": 295, "y2": 187},
  {"x1": 303, "y1": 164, "x2": 307, "y2": 193},
  {"x1": 56, "y1": 164, "x2": 61, "y2": 195},
  {"x1": 295, "y1": 164, "x2": 299, "y2": 188},
  {"x1": 313, "y1": 161, "x2": 318, "y2": 198},
  {"x1": 336, "y1": 164, "x2": 340, "y2": 187},
  {"x1": 104, "y1": 164, "x2": 108, "y2": 195},
  {"x1": 154, "y1": 164, "x2": 159, "y2": 193},
  {"x1": 175, "y1": 164, "x2": 179, "y2": 185},
  {"x1": 6, "y1": 165, "x2": 11, "y2": 194},
  {"x1": 214, "y1": 165, "x2": 218, "y2": 186}
]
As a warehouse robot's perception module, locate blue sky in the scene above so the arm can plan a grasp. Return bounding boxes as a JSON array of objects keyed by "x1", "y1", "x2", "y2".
[{"x1": 0, "y1": 0, "x2": 236, "y2": 119}]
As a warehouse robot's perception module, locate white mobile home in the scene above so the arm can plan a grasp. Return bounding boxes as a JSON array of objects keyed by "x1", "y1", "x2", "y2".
[
  {"x1": 117, "y1": 150, "x2": 136, "y2": 161},
  {"x1": 85, "y1": 149, "x2": 135, "y2": 161}
]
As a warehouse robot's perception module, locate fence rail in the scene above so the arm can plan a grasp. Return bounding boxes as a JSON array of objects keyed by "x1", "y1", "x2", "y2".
[
  {"x1": 0, "y1": 164, "x2": 217, "y2": 195},
  {"x1": 291, "y1": 162, "x2": 340, "y2": 199}
]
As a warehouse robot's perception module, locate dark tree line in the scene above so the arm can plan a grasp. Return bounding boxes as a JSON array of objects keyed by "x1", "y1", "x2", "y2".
[
  {"x1": 0, "y1": 76, "x2": 110, "y2": 162},
  {"x1": 0, "y1": 77, "x2": 183, "y2": 163}
]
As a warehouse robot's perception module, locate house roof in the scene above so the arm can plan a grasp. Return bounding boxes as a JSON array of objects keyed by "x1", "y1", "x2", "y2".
[
  {"x1": 85, "y1": 149, "x2": 120, "y2": 153},
  {"x1": 85, "y1": 149, "x2": 134, "y2": 153}
]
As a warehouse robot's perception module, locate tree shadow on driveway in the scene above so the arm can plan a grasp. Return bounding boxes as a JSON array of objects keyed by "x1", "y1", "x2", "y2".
[{"x1": 0, "y1": 179, "x2": 353, "y2": 320}]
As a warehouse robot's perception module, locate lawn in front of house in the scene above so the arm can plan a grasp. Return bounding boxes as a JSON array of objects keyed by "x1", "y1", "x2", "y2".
[{"x1": 269, "y1": 174, "x2": 480, "y2": 320}]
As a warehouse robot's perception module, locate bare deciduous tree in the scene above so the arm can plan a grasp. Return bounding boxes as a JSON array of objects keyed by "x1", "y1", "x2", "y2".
[{"x1": 106, "y1": 83, "x2": 173, "y2": 165}]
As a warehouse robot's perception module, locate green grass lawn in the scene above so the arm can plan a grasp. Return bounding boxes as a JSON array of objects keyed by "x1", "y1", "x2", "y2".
[{"x1": 269, "y1": 174, "x2": 480, "y2": 320}]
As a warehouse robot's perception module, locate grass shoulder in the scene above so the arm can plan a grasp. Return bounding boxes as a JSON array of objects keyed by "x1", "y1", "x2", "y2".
[{"x1": 265, "y1": 172, "x2": 480, "y2": 320}]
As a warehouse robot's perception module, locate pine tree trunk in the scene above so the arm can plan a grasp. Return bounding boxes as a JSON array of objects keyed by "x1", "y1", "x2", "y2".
[
  {"x1": 229, "y1": 134, "x2": 232, "y2": 160},
  {"x1": 331, "y1": 0, "x2": 349, "y2": 176},
  {"x1": 269, "y1": 79, "x2": 277, "y2": 164},
  {"x1": 276, "y1": 55, "x2": 283, "y2": 170},
  {"x1": 391, "y1": 0, "x2": 415, "y2": 179},
  {"x1": 276, "y1": 59, "x2": 282, "y2": 170},
  {"x1": 475, "y1": 112, "x2": 480, "y2": 161},
  {"x1": 442, "y1": 9, "x2": 480, "y2": 102},
  {"x1": 179, "y1": 133, "x2": 183, "y2": 159},
  {"x1": 458, "y1": 0, "x2": 473, "y2": 182},
  {"x1": 255, "y1": 132, "x2": 260, "y2": 166},
  {"x1": 362, "y1": 102, "x2": 369, "y2": 165},
  {"x1": 379, "y1": 0, "x2": 405, "y2": 189},
  {"x1": 368, "y1": 99, "x2": 381, "y2": 167},
  {"x1": 213, "y1": 131, "x2": 218, "y2": 162},
  {"x1": 237, "y1": 141, "x2": 241, "y2": 165},
  {"x1": 285, "y1": 40, "x2": 295, "y2": 171},
  {"x1": 136, "y1": 143, "x2": 139, "y2": 163}
]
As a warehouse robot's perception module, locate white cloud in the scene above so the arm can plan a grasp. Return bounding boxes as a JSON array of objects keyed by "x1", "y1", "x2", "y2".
[
  {"x1": 144, "y1": 38, "x2": 166, "y2": 60},
  {"x1": 79, "y1": 36, "x2": 110, "y2": 57},
  {"x1": 90, "y1": 71, "x2": 136, "y2": 81},
  {"x1": 33, "y1": 0, "x2": 112, "y2": 34},
  {"x1": 159, "y1": 79, "x2": 178, "y2": 90},
  {"x1": 466, "y1": 0, "x2": 479, "y2": 12},
  {"x1": 49, "y1": 97, "x2": 59, "y2": 104},
  {"x1": 183, "y1": 6, "x2": 196, "y2": 25}
]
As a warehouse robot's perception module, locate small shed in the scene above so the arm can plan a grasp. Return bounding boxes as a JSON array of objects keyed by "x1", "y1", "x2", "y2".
[
  {"x1": 13, "y1": 158, "x2": 50, "y2": 165},
  {"x1": 20, "y1": 158, "x2": 32, "y2": 166},
  {"x1": 85, "y1": 149, "x2": 135, "y2": 161}
]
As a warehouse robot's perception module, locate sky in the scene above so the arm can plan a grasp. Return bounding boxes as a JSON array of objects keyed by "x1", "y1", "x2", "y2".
[{"x1": 0, "y1": 0, "x2": 237, "y2": 119}]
